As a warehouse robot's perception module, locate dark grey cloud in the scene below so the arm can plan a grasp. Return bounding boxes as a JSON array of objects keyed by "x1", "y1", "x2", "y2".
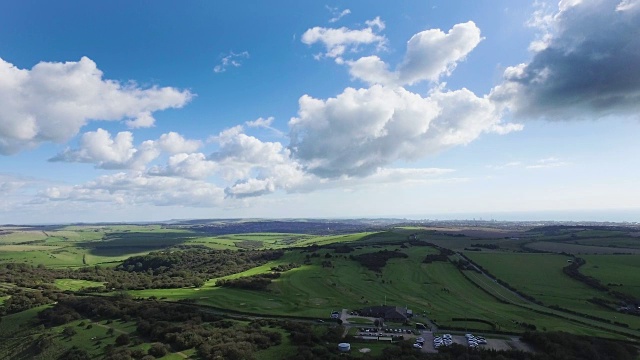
[{"x1": 494, "y1": 0, "x2": 640, "y2": 119}]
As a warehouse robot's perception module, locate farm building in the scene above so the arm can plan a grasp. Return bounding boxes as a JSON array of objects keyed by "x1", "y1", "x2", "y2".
[{"x1": 358, "y1": 305, "x2": 412, "y2": 322}]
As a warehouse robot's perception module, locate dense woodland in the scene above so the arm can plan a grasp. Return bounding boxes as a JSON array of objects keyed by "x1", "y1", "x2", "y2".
[
  {"x1": 349, "y1": 250, "x2": 409, "y2": 272},
  {"x1": 0, "y1": 248, "x2": 284, "y2": 315}
]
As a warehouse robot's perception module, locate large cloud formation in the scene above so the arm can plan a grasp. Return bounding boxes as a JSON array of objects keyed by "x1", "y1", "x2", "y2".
[
  {"x1": 289, "y1": 85, "x2": 519, "y2": 177},
  {"x1": 291, "y1": 21, "x2": 519, "y2": 178},
  {"x1": 492, "y1": 0, "x2": 640, "y2": 119},
  {"x1": 0, "y1": 56, "x2": 192, "y2": 154}
]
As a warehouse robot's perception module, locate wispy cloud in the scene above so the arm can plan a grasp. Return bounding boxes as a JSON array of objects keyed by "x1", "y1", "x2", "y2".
[
  {"x1": 486, "y1": 161, "x2": 522, "y2": 170},
  {"x1": 526, "y1": 157, "x2": 568, "y2": 169},
  {"x1": 326, "y1": 6, "x2": 351, "y2": 23},
  {"x1": 488, "y1": 157, "x2": 568, "y2": 170},
  {"x1": 213, "y1": 51, "x2": 250, "y2": 73},
  {"x1": 301, "y1": 16, "x2": 386, "y2": 62},
  {"x1": 245, "y1": 116, "x2": 285, "y2": 137}
]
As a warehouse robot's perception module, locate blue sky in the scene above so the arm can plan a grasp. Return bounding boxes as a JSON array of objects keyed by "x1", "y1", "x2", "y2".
[{"x1": 1, "y1": 0, "x2": 640, "y2": 223}]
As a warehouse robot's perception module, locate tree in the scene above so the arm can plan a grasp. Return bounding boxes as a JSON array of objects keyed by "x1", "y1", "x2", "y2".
[
  {"x1": 148, "y1": 343, "x2": 168, "y2": 358},
  {"x1": 62, "y1": 326, "x2": 77, "y2": 337},
  {"x1": 115, "y1": 333, "x2": 131, "y2": 346},
  {"x1": 60, "y1": 346, "x2": 90, "y2": 360}
]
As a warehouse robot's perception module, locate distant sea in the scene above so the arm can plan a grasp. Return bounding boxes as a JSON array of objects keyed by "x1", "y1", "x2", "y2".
[{"x1": 404, "y1": 209, "x2": 640, "y2": 223}]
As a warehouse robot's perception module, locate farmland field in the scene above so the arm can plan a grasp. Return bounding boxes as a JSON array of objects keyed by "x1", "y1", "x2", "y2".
[
  {"x1": 54, "y1": 279, "x2": 105, "y2": 291},
  {"x1": 581, "y1": 255, "x2": 640, "y2": 299},
  {"x1": 525, "y1": 241, "x2": 640, "y2": 254},
  {"x1": 464, "y1": 252, "x2": 640, "y2": 329}
]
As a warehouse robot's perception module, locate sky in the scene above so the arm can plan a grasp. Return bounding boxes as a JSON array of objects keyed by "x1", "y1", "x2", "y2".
[{"x1": 1, "y1": 0, "x2": 640, "y2": 224}]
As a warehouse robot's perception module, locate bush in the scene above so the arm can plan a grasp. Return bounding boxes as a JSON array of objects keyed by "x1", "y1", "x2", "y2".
[
  {"x1": 62, "y1": 326, "x2": 77, "y2": 337},
  {"x1": 115, "y1": 333, "x2": 131, "y2": 346},
  {"x1": 148, "y1": 343, "x2": 168, "y2": 358},
  {"x1": 60, "y1": 346, "x2": 90, "y2": 360}
]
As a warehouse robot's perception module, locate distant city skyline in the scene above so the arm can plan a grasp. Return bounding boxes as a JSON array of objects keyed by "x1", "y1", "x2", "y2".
[{"x1": 1, "y1": 0, "x2": 639, "y2": 224}]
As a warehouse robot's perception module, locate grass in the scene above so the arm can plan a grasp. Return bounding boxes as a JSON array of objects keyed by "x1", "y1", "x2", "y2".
[
  {"x1": 349, "y1": 342, "x2": 394, "y2": 357},
  {"x1": 0, "y1": 231, "x2": 48, "y2": 244},
  {"x1": 573, "y1": 237, "x2": 640, "y2": 249},
  {"x1": 54, "y1": 279, "x2": 105, "y2": 291},
  {"x1": 254, "y1": 328, "x2": 297, "y2": 360},
  {"x1": 581, "y1": 254, "x2": 640, "y2": 299},
  {"x1": 457, "y1": 266, "x2": 640, "y2": 338},
  {"x1": 465, "y1": 252, "x2": 640, "y2": 330},
  {"x1": 0, "y1": 305, "x2": 48, "y2": 337},
  {"x1": 128, "y1": 243, "x2": 638, "y2": 337},
  {"x1": 525, "y1": 241, "x2": 640, "y2": 254},
  {"x1": 348, "y1": 317, "x2": 375, "y2": 324}
]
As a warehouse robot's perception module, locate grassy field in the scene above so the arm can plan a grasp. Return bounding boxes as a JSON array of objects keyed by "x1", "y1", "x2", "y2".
[
  {"x1": 127, "y1": 240, "x2": 638, "y2": 337},
  {"x1": 581, "y1": 255, "x2": 640, "y2": 299},
  {"x1": 0, "y1": 230, "x2": 48, "y2": 244},
  {"x1": 525, "y1": 241, "x2": 640, "y2": 254},
  {"x1": 573, "y1": 237, "x2": 640, "y2": 249},
  {"x1": 54, "y1": 279, "x2": 105, "y2": 291},
  {"x1": 465, "y1": 252, "x2": 640, "y2": 330}
]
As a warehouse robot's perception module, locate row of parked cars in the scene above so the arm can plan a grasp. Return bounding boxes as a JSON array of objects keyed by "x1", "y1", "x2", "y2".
[
  {"x1": 465, "y1": 333, "x2": 487, "y2": 348},
  {"x1": 433, "y1": 333, "x2": 453, "y2": 348},
  {"x1": 358, "y1": 327, "x2": 414, "y2": 334},
  {"x1": 413, "y1": 334, "x2": 452, "y2": 350}
]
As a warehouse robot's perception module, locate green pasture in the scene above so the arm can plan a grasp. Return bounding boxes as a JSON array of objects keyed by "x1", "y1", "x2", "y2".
[
  {"x1": 573, "y1": 237, "x2": 640, "y2": 250},
  {"x1": 465, "y1": 252, "x2": 640, "y2": 330},
  {"x1": 254, "y1": 328, "x2": 297, "y2": 360},
  {"x1": 42, "y1": 230, "x2": 104, "y2": 243},
  {"x1": 0, "y1": 230, "x2": 48, "y2": 244},
  {"x1": 460, "y1": 265, "x2": 640, "y2": 339},
  {"x1": 0, "y1": 305, "x2": 49, "y2": 337},
  {"x1": 581, "y1": 255, "x2": 640, "y2": 299},
  {"x1": 348, "y1": 342, "x2": 392, "y2": 357},
  {"x1": 129, "y1": 244, "x2": 629, "y2": 335},
  {"x1": 0, "y1": 248, "x2": 85, "y2": 267},
  {"x1": 348, "y1": 317, "x2": 375, "y2": 324},
  {"x1": 185, "y1": 233, "x2": 317, "y2": 250},
  {"x1": 54, "y1": 279, "x2": 105, "y2": 291},
  {"x1": 525, "y1": 241, "x2": 640, "y2": 254},
  {"x1": 295, "y1": 232, "x2": 379, "y2": 247},
  {"x1": 411, "y1": 230, "x2": 526, "y2": 252}
]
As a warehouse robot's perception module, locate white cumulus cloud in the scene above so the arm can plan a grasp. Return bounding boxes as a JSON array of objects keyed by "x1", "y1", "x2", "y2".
[
  {"x1": 148, "y1": 153, "x2": 217, "y2": 180},
  {"x1": 156, "y1": 132, "x2": 203, "y2": 154},
  {"x1": 347, "y1": 21, "x2": 482, "y2": 86},
  {"x1": 289, "y1": 84, "x2": 521, "y2": 178},
  {"x1": 50, "y1": 129, "x2": 202, "y2": 170},
  {"x1": 0, "y1": 56, "x2": 192, "y2": 154}
]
